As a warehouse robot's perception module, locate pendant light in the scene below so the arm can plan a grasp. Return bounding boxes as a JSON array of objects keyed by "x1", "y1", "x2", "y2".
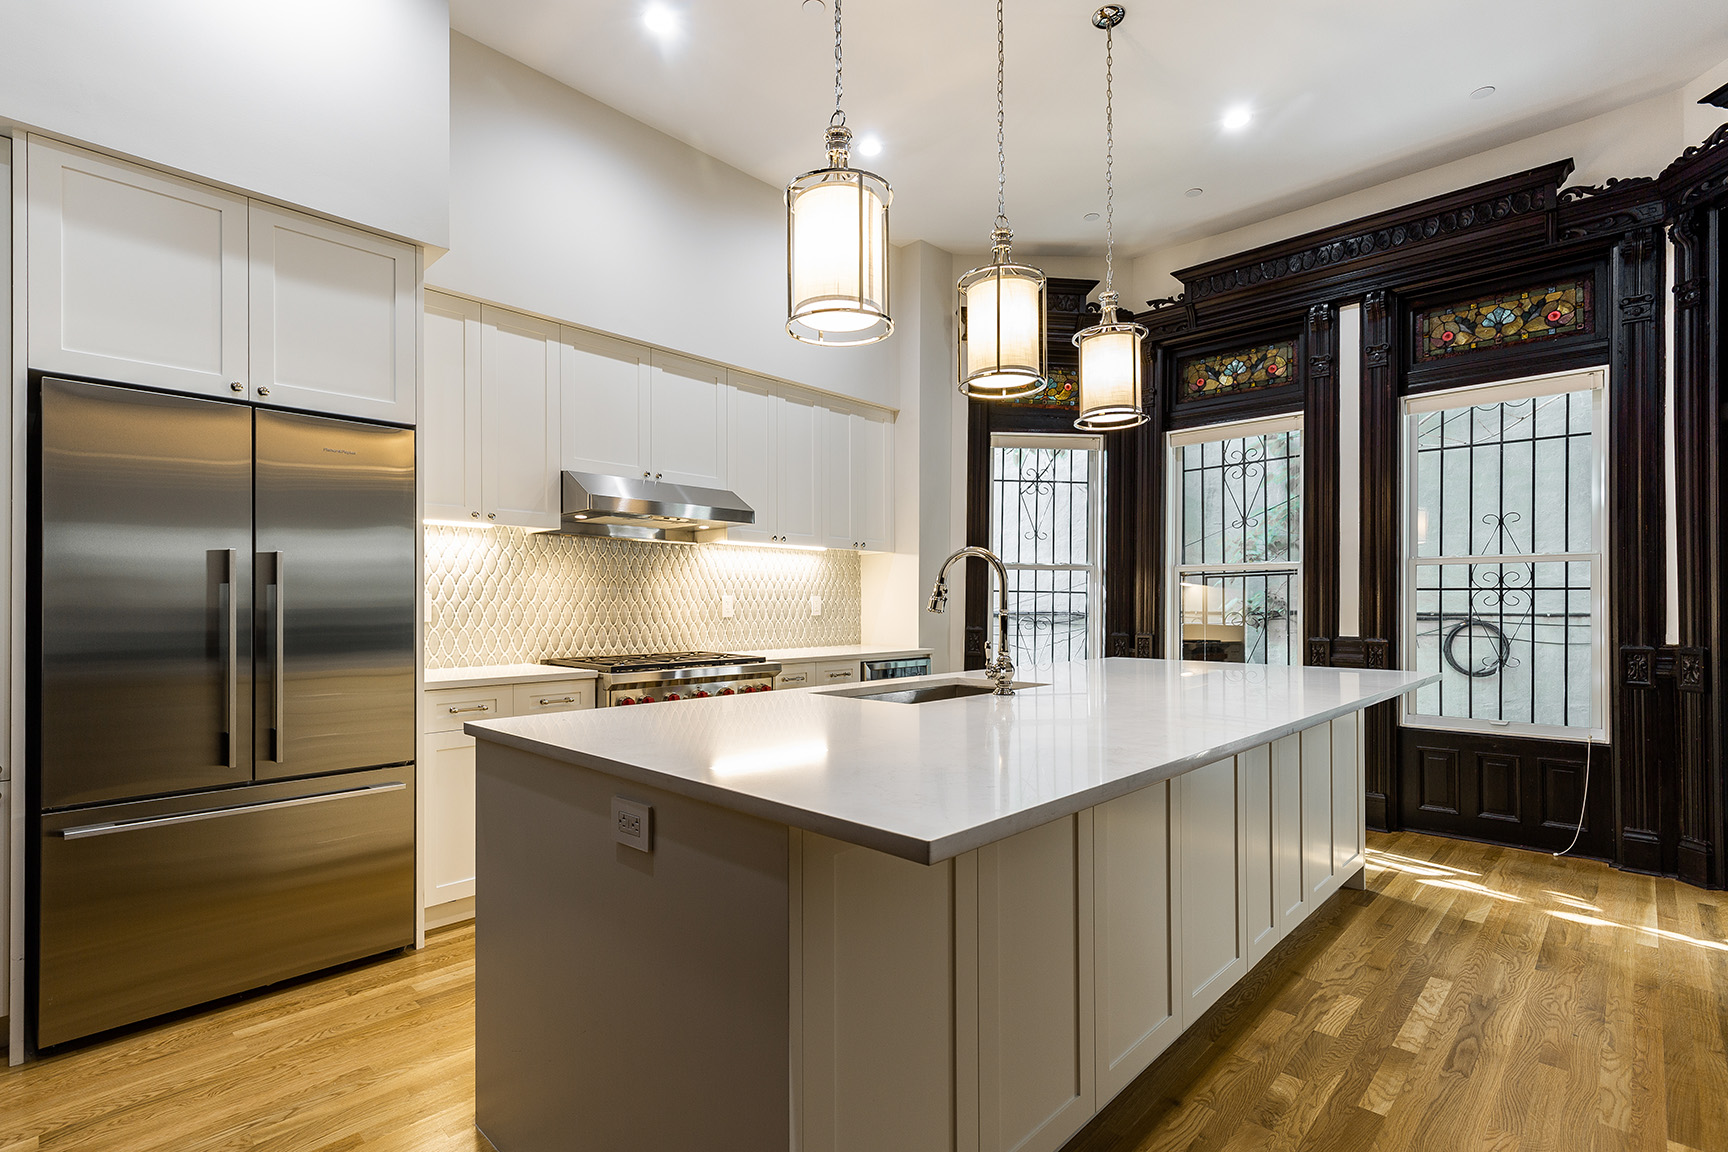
[
  {"x1": 1073, "y1": 5, "x2": 1148, "y2": 431},
  {"x1": 956, "y1": 0, "x2": 1048, "y2": 400},
  {"x1": 786, "y1": 0, "x2": 893, "y2": 346}
]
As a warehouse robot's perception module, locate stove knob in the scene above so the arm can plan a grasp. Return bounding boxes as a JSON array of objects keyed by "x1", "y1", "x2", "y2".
[
  {"x1": 760, "y1": 683, "x2": 773, "y2": 691},
  {"x1": 718, "y1": 688, "x2": 735, "y2": 696},
  {"x1": 617, "y1": 696, "x2": 636, "y2": 706},
  {"x1": 694, "y1": 690, "x2": 710, "y2": 698},
  {"x1": 666, "y1": 692, "x2": 682, "y2": 701},
  {"x1": 639, "y1": 694, "x2": 656, "y2": 704}
]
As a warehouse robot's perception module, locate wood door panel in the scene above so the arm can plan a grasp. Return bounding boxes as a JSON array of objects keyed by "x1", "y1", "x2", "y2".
[{"x1": 1398, "y1": 729, "x2": 1608, "y2": 856}]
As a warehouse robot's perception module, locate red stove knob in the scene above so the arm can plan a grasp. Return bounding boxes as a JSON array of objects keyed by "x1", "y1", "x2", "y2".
[
  {"x1": 666, "y1": 692, "x2": 682, "y2": 701},
  {"x1": 617, "y1": 696, "x2": 637, "y2": 706},
  {"x1": 718, "y1": 688, "x2": 735, "y2": 696},
  {"x1": 639, "y1": 694, "x2": 656, "y2": 704},
  {"x1": 760, "y1": 683, "x2": 773, "y2": 691},
  {"x1": 695, "y1": 690, "x2": 710, "y2": 698}
]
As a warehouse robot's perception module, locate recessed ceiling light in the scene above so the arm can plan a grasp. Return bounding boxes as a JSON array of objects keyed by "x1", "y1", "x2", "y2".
[
  {"x1": 1083, "y1": 211, "x2": 1100, "y2": 222},
  {"x1": 1221, "y1": 106, "x2": 1252, "y2": 132},
  {"x1": 857, "y1": 135, "x2": 883, "y2": 158},
  {"x1": 1185, "y1": 187, "x2": 1204, "y2": 198},
  {"x1": 643, "y1": 3, "x2": 679, "y2": 38},
  {"x1": 1470, "y1": 85, "x2": 1496, "y2": 100}
]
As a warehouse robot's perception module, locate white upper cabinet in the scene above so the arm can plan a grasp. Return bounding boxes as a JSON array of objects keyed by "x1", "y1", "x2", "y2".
[
  {"x1": 724, "y1": 372, "x2": 776, "y2": 543},
  {"x1": 28, "y1": 137, "x2": 248, "y2": 398},
  {"x1": 776, "y1": 390, "x2": 823, "y2": 547},
  {"x1": 818, "y1": 405, "x2": 853, "y2": 551},
  {"x1": 248, "y1": 203, "x2": 417, "y2": 424},
  {"x1": 422, "y1": 292, "x2": 483, "y2": 523},
  {"x1": 27, "y1": 137, "x2": 419, "y2": 423},
  {"x1": 561, "y1": 328, "x2": 650, "y2": 479},
  {"x1": 848, "y1": 410, "x2": 893, "y2": 552},
  {"x1": 480, "y1": 306, "x2": 561, "y2": 530},
  {"x1": 647, "y1": 352, "x2": 728, "y2": 490}
]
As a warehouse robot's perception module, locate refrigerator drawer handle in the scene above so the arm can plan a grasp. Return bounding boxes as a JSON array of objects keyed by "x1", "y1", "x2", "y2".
[
  {"x1": 447, "y1": 704, "x2": 491, "y2": 715},
  {"x1": 55, "y1": 782, "x2": 407, "y2": 840}
]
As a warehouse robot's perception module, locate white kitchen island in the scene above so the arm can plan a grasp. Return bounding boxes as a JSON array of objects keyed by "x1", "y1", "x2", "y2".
[{"x1": 467, "y1": 658, "x2": 1434, "y2": 1152}]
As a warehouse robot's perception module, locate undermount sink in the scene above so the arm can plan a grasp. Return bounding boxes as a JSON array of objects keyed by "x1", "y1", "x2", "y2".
[{"x1": 822, "y1": 678, "x2": 1042, "y2": 705}]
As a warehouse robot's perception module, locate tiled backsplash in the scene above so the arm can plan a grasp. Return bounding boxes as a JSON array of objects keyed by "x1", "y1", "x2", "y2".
[{"x1": 424, "y1": 525, "x2": 862, "y2": 668}]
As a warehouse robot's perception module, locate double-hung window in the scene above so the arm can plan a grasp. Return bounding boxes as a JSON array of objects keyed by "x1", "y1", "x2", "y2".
[
  {"x1": 1402, "y1": 369, "x2": 1607, "y2": 739},
  {"x1": 1167, "y1": 415, "x2": 1303, "y2": 665},
  {"x1": 989, "y1": 434, "x2": 1106, "y2": 668}
]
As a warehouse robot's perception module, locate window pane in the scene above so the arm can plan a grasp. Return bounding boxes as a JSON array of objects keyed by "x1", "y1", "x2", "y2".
[
  {"x1": 1413, "y1": 391, "x2": 1593, "y2": 559},
  {"x1": 1409, "y1": 561, "x2": 1593, "y2": 728},
  {"x1": 1179, "y1": 429, "x2": 1302, "y2": 565},
  {"x1": 1005, "y1": 567, "x2": 1089, "y2": 668},
  {"x1": 990, "y1": 443, "x2": 1102, "y2": 668},
  {"x1": 1177, "y1": 569, "x2": 1299, "y2": 666}
]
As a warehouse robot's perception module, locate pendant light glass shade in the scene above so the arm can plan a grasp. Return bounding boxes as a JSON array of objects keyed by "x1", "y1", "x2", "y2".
[
  {"x1": 958, "y1": 230, "x2": 1047, "y2": 398},
  {"x1": 786, "y1": 126, "x2": 893, "y2": 345},
  {"x1": 1073, "y1": 292, "x2": 1148, "y2": 429}
]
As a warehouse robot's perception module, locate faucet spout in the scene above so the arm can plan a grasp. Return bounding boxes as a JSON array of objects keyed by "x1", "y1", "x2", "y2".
[{"x1": 927, "y1": 546, "x2": 1016, "y2": 695}]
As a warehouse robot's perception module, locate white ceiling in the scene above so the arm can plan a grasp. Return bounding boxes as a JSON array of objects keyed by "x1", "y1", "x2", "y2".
[{"x1": 451, "y1": 0, "x2": 1728, "y2": 260}]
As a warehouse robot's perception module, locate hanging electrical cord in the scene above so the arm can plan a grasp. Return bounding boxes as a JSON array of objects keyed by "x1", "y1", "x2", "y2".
[{"x1": 1552, "y1": 740, "x2": 1593, "y2": 858}]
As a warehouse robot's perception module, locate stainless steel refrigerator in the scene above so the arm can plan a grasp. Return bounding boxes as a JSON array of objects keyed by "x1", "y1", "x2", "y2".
[{"x1": 30, "y1": 376, "x2": 416, "y2": 1050}]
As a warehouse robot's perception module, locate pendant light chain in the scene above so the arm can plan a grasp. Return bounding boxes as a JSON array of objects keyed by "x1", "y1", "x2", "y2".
[
  {"x1": 832, "y1": 0, "x2": 845, "y2": 127},
  {"x1": 1102, "y1": 18, "x2": 1116, "y2": 298},
  {"x1": 995, "y1": 0, "x2": 1008, "y2": 230}
]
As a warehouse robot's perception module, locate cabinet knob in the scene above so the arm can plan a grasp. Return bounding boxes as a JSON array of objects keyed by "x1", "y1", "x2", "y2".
[
  {"x1": 257, "y1": 386, "x2": 271, "y2": 397},
  {"x1": 655, "y1": 473, "x2": 663, "y2": 479},
  {"x1": 643, "y1": 471, "x2": 651, "y2": 478},
  {"x1": 229, "y1": 381, "x2": 244, "y2": 393},
  {"x1": 471, "y1": 511, "x2": 480, "y2": 519},
  {"x1": 488, "y1": 512, "x2": 497, "y2": 520}
]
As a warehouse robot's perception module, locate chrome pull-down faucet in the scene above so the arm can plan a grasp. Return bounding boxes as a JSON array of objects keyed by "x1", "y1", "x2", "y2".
[{"x1": 927, "y1": 546, "x2": 1016, "y2": 695}]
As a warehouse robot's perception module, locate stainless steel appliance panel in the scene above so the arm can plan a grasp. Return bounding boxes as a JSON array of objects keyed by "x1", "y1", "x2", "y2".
[
  {"x1": 254, "y1": 410, "x2": 415, "y2": 779},
  {"x1": 862, "y1": 656, "x2": 933, "y2": 681},
  {"x1": 38, "y1": 378, "x2": 254, "y2": 808},
  {"x1": 36, "y1": 767, "x2": 416, "y2": 1048}
]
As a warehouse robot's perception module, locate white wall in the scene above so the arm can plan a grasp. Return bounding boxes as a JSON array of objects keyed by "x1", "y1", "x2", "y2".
[
  {"x1": 1130, "y1": 81, "x2": 1727, "y2": 300},
  {"x1": 0, "y1": 0, "x2": 449, "y2": 246},
  {"x1": 436, "y1": 34, "x2": 896, "y2": 410}
]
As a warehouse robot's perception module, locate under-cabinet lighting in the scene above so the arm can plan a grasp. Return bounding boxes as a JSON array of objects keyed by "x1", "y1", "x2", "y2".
[
  {"x1": 423, "y1": 518, "x2": 491, "y2": 529},
  {"x1": 707, "y1": 538, "x2": 828, "y2": 552}
]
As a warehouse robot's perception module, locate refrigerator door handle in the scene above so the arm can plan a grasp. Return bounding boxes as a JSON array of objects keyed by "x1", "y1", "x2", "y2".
[
  {"x1": 220, "y1": 548, "x2": 239, "y2": 770},
  {"x1": 55, "y1": 781, "x2": 408, "y2": 840},
  {"x1": 269, "y1": 550, "x2": 285, "y2": 764}
]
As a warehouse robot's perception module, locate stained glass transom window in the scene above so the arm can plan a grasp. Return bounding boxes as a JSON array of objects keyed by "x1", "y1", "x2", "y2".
[
  {"x1": 1415, "y1": 280, "x2": 1594, "y2": 362},
  {"x1": 1178, "y1": 340, "x2": 1296, "y2": 403},
  {"x1": 1003, "y1": 368, "x2": 1078, "y2": 411}
]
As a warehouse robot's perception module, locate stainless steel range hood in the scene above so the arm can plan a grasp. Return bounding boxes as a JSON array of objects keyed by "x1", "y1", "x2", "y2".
[{"x1": 543, "y1": 471, "x2": 755, "y2": 542}]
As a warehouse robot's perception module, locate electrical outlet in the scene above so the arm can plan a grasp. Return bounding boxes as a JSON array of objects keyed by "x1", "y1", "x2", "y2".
[
  {"x1": 611, "y1": 797, "x2": 652, "y2": 852},
  {"x1": 809, "y1": 595, "x2": 823, "y2": 617},
  {"x1": 721, "y1": 593, "x2": 736, "y2": 619}
]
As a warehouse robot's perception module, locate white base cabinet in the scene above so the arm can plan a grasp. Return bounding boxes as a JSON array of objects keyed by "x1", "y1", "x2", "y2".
[{"x1": 793, "y1": 710, "x2": 1366, "y2": 1152}]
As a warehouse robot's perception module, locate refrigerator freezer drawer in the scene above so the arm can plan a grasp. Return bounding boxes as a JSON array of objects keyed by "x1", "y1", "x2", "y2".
[{"x1": 35, "y1": 767, "x2": 415, "y2": 1049}]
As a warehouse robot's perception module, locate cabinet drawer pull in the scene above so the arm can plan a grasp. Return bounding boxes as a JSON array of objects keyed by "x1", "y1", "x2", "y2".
[
  {"x1": 827, "y1": 671, "x2": 851, "y2": 679},
  {"x1": 536, "y1": 696, "x2": 577, "y2": 706},
  {"x1": 447, "y1": 703, "x2": 492, "y2": 714}
]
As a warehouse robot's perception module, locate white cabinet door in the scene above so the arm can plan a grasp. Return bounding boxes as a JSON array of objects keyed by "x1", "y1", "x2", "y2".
[
  {"x1": 1301, "y1": 723, "x2": 1342, "y2": 908},
  {"x1": 1241, "y1": 742, "x2": 1281, "y2": 967},
  {"x1": 1175, "y1": 757, "x2": 1248, "y2": 1026},
  {"x1": 724, "y1": 372, "x2": 777, "y2": 543},
  {"x1": 974, "y1": 813, "x2": 1095, "y2": 1152},
  {"x1": 27, "y1": 137, "x2": 248, "y2": 398},
  {"x1": 1272, "y1": 733, "x2": 1308, "y2": 937},
  {"x1": 480, "y1": 306, "x2": 561, "y2": 530},
  {"x1": 776, "y1": 391, "x2": 823, "y2": 546},
  {"x1": 561, "y1": 327, "x2": 650, "y2": 479},
  {"x1": 648, "y1": 352, "x2": 728, "y2": 489},
  {"x1": 847, "y1": 411, "x2": 894, "y2": 551},
  {"x1": 248, "y1": 203, "x2": 416, "y2": 423},
  {"x1": 818, "y1": 405, "x2": 853, "y2": 549},
  {"x1": 797, "y1": 834, "x2": 957, "y2": 1152},
  {"x1": 1333, "y1": 713, "x2": 1366, "y2": 882},
  {"x1": 1092, "y1": 781, "x2": 1180, "y2": 1100},
  {"x1": 422, "y1": 292, "x2": 483, "y2": 524},
  {"x1": 424, "y1": 729, "x2": 478, "y2": 906}
]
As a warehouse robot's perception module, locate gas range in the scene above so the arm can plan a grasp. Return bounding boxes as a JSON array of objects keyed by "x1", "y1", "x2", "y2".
[{"x1": 543, "y1": 651, "x2": 782, "y2": 707}]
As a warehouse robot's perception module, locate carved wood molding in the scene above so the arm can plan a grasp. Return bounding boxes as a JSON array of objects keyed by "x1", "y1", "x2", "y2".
[{"x1": 1622, "y1": 645, "x2": 1655, "y2": 688}]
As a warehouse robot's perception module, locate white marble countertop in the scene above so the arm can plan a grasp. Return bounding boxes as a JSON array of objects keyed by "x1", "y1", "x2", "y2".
[
  {"x1": 468, "y1": 658, "x2": 1435, "y2": 864},
  {"x1": 425, "y1": 663, "x2": 598, "y2": 690},
  {"x1": 743, "y1": 644, "x2": 934, "y2": 665}
]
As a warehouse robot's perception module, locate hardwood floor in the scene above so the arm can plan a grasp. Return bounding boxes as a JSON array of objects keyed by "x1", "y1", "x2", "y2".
[
  {"x1": 1, "y1": 833, "x2": 1724, "y2": 1152},
  {"x1": 1064, "y1": 831, "x2": 1728, "y2": 1152},
  {"x1": 0, "y1": 923, "x2": 490, "y2": 1152}
]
